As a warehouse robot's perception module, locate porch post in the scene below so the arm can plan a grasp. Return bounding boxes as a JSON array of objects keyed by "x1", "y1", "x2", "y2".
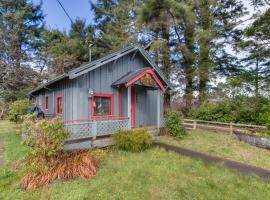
[
  {"x1": 157, "y1": 89, "x2": 161, "y2": 128},
  {"x1": 127, "y1": 86, "x2": 132, "y2": 129}
]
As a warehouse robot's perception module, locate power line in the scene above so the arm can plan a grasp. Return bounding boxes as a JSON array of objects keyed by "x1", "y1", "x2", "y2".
[{"x1": 56, "y1": 0, "x2": 74, "y2": 25}]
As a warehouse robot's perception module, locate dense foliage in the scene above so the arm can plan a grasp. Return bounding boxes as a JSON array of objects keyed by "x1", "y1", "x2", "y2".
[
  {"x1": 189, "y1": 97, "x2": 269, "y2": 125},
  {"x1": 113, "y1": 128, "x2": 152, "y2": 152},
  {"x1": 8, "y1": 99, "x2": 31, "y2": 123},
  {"x1": 165, "y1": 111, "x2": 186, "y2": 138}
]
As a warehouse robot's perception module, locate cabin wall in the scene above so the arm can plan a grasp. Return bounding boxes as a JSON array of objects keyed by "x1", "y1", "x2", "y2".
[{"x1": 33, "y1": 52, "x2": 164, "y2": 126}]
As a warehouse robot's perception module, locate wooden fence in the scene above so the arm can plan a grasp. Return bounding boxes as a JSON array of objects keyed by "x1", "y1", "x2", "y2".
[{"x1": 183, "y1": 119, "x2": 267, "y2": 134}]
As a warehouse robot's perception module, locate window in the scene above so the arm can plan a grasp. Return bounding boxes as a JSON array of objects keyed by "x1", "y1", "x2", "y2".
[
  {"x1": 56, "y1": 96, "x2": 63, "y2": 115},
  {"x1": 91, "y1": 94, "x2": 114, "y2": 119},
  {"x1": 45, "y1": 96, "x2": 49, "y2": 110}
]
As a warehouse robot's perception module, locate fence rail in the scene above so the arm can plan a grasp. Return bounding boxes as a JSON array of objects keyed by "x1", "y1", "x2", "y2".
[{"x1": 183, "y1": 119, "x2": 267, "y2": 133}]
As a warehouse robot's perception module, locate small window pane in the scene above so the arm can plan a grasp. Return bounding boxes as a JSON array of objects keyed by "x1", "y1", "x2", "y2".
[{"x1": 93, "y1": 96, "x2": 111, "y2": 116}]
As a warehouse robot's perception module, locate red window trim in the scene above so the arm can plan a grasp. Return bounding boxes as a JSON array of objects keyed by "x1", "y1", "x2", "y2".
[
  {"x1": 126, "y1": 67, "x2": 166, "y2": 92},
  {"x1": 90, "y1": 93, "x2": 114, "y2": 121},
  {"x1": 56, "y1": 95, "x2": 63, "y2": 115},
  {"x1": 45, "y1": 95, "x2": 49, "y2": 110}
]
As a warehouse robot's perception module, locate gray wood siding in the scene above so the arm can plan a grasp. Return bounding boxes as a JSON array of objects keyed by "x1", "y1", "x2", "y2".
[{"x1": 34, "y1": 52, "x2": 163, "y2": 127}]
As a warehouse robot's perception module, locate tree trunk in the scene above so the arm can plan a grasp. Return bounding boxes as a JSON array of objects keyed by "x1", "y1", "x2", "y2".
[
  {"x1": 198, "y1": 1, "x2": 212, "y2": 105},
  {"x1": 161, "y1": 25, "x2": 171, "y2": 111},
  {"x1": 255, "y1": 57, "x2": 259, "y2": 99}
]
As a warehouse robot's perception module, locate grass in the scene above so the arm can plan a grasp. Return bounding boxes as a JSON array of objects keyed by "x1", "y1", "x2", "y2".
[
  {"x1": 158, "y1": 129, "x2": 270, "y2": 170},
  {"x1": 0, "y1": 120, "x2": 28, "y2": 161},
  {"x1": 1, "y1": 120, "x2": 270, "y2": 199}
]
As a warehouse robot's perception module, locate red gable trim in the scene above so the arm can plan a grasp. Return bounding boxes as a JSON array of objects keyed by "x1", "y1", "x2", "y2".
[{"x1": 125, "y1": 67, "x2": 166, "y2": 92}]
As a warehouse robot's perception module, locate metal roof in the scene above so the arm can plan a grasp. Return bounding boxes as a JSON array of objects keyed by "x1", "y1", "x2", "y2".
[
  {"x1": 29, "y1": 45, "x2": 172, "y2": 95},
  {"x1": 28, "y1": 74, "x2": 68, "y2": 95},
  {"x1": 112, "y1": 68, "x2": 147, "y2": 86}
]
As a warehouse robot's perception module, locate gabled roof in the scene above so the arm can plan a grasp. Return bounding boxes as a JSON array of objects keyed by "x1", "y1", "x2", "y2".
[
  {"x1": 29, "y1": 45, "x2": 172, "y2": 95},
  {"x1": 112, "y1": 68, "x2": 146, "y2": 86},
  {"x1": 112, "y1": 67, "x2": 166, "y2": 92}
]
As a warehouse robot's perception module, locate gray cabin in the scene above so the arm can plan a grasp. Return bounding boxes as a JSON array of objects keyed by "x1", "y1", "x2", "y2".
[{"x1": 29, "y1": 45, "x2": 171, "y2": 148}]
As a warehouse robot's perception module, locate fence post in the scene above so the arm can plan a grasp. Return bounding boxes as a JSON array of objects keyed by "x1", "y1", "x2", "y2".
[
  {"x1": 230, "y1": 122, "x2": 233, "y2": 134},
  {"x1": 193, "y1": 120, "x2": 197, "y2": 130},
  {"x1": 92, "y1": 121, "x2": 97, "y2": 140}
]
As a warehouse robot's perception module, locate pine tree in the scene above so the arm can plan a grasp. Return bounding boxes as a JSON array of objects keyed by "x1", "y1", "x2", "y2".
[
  {"x1": 41, "y1": 19, "x2": 95, "y2": 76},
  {"x1": 194, "y1": 0, "x2": 245, "y2": 104},
  {"x1": 239, "y1": 8, "x2": 270, "y2": 98},
  {"x1": 0, "y1": 0, "x2": 44, "y2": 101},
  {"x1": 138, "y1": 0, "x2": 172, "y2": 110},
  {"x1": 91, "y1": 0, "x2": 138, "y2": 58},
  {"x1": 169, "y1": 1, "x2": 196, "y2": 114}
]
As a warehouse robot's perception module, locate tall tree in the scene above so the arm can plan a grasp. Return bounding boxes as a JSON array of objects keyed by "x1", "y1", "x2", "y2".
[
  {"x1": 138, "y1": 0, "x2": 172, "y2": 110},
  {"x1": 169, "y1": 1, "x2": 196, "y2": 114},
  {"x1": 41, "y1": 19, "x2": 95, "y2": 76},
  {"x1": 0, "y1": 0, "x2": 44, "y2": 101},
  {"x1": 238, "y1": 8, "x2": 270, "y2": 97},
  {"x1": 194, "y1": 0, "x2": 245, "y2": 104},
  {"x1": 91, "y1": 0, "x2": 138, "y2": 58}
]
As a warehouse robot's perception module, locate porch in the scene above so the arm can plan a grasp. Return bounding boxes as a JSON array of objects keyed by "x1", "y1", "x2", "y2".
[
  {"x1": 63, "y1": 117, "x2": 165, "y2": 140},
  {"x1": 62, "y1": 118, "x2": 165, "y2": 150}
]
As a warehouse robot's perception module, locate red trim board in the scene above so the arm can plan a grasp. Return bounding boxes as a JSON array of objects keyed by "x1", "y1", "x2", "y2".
[{"x1": 126, "y1": 67, "x2": 166, "y2": 92}]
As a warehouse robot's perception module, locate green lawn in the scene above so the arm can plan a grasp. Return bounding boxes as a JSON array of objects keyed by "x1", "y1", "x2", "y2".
[
  {"x1": 1, "y1": 121, "x2": 270, "y2": 200},
  {"x1": 158, "y1": 129, "x2": 270, "y2": 170}
]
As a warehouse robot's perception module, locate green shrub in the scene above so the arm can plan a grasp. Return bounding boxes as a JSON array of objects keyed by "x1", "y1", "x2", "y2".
[
  {"x1": 113, "y1": 128, "x2": 152, "y2": 152},
  {"x1": 165, "y1": 111, "x2": 186, "y2": 138},
  {"x1": 21, "y1": 114, "x2": 70, "y2": 173},
  {"x1": 188, "y1": 97, "x2": 269, "y2": 125},
  {"x1": 8, "y1": 99, "x2": 31, "y2": 123},
  {"x1": 188, "y1": 102, "x2": 234, "y2": 122}
]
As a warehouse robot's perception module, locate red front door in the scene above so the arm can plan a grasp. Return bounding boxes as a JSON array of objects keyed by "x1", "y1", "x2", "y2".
[{"x1": 131, "y1": 87, "x2": 136, "y2": 128}]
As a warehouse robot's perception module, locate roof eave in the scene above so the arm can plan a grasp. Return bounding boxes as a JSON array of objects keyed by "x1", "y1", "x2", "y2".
[{"x1": 28, "y1": 74, "x2": 68, "y2": 95}]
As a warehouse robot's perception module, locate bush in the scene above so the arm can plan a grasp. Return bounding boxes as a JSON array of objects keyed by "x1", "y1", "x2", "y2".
[
  {"x1": 20, "y1": 115, "x2": 100, "y2": 190},
  {"x1": 21, "y1": 114, "x2": 70, "y2": 173},
  {"x1": 188, "y1": 102, "x2": 233, "y2": 122},
  {"x1": 8, "y1": 99, "x2": 31, "y2": 123},
  {"x1": 113, "y1": 128, "x2": 152, "y2": 152},
  {"x1": 165, "y1": 111, "x2": 186, "y2": 138},
  {"x1": 20, "y1": 151, "x2": 99, "y2": 190},
  {"x1": 188, "y1": 96, "x2": 269, "y2": 125}
]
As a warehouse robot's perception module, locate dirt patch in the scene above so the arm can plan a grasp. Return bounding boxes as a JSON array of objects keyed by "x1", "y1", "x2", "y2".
[{"x1": 153, "y1": 141, "x2": 270, "y2": 179}]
